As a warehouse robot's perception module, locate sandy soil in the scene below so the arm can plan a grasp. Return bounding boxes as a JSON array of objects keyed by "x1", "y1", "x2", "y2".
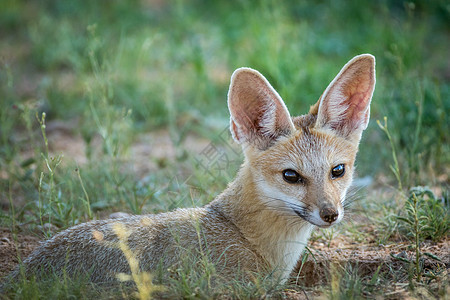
[
  {"x1": 297, "y1": 234, "x2": 449, "y2": 286},
  {"x1": 0, "y1": 228, "x2": 41, "y2": 278}
]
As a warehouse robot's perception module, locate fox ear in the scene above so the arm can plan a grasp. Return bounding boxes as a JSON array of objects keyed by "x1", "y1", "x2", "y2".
[
  {"x1": 228, "y1": 68, "x2": 295, "y2": 150},
  {"x1": 315, "y1": 54, "x2": 376, "y2": 141}
]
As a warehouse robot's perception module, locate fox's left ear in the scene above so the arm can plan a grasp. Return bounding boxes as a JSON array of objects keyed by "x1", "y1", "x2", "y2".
[
  {"x1": 315, "y1": 54, "x2": 376, "y2": 142},
  {"x1": 228, "y1": 68, "x2": 295, "y2": 150}
]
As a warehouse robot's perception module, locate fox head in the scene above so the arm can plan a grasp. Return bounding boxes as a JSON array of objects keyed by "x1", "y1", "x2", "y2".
[{"x1": 228, "y1": 54, "x2": 375, "y2": 228}]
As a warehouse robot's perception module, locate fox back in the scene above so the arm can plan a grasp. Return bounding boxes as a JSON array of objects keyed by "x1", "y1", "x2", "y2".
[{"x1": 8, "y1": 54, "x2": 375, "y2": 285}]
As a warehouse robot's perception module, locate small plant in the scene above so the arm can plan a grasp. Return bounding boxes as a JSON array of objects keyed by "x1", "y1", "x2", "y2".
[
  {"x1": 398, "y1": 187, "x2": 449, "y2": 243},
  {"x1": 323, "y1": 227, "x2": 338, "y2": 248},
  {"x1": 377, "y1": 117, "x2": 403, "y2": 192},
  {"x1": 378, "y1": 115, "x2": 448, "y2": 285},
  {"x1": 327, "y1": 262, "x2": 384, "y2": 300},
  {"x1": 75, "y1": 167, "x2": 93, "y2": 220},
  {"x1": 395, "y1": 186, "x2": 449, "y2": 281},
  {"x1": 36, "y1": 112, "x2": 73, "y2": 232}
]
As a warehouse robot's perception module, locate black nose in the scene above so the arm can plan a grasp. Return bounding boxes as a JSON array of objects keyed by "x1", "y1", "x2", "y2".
[{"x1": 320, "y1": 207, "x2": 339, "y2": 223}]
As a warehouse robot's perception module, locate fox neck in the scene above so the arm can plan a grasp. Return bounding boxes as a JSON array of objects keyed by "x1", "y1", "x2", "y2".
[{"x1": 210, "y1": 163, "x2": 314, "y2": 279}]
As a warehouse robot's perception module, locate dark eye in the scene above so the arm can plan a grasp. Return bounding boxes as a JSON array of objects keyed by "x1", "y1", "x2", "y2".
[
  {"x1": 331, "y1": 164, "x2": 345, "y2": 178},
  {"x1": 282, "y1": 169, "x2": 302, "y2": 183}
]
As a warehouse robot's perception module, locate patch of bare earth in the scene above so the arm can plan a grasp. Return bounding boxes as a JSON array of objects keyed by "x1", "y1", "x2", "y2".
[
  {"x1": 293, "y1": 235, "x2": 449, "y2": 287},
  {"x1": 42, "y1": 120, "x2": 211, "y2": 177},
  {"x1": 0, "y1": 228, "x2": 41, "y2": 279}
]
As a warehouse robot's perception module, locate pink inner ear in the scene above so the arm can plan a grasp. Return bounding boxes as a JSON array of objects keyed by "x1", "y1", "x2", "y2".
[
  {"x1": 231, "y1": 89, "x2": 268, "y2": 131},
  {"x1": 338, "y1": 75, "x2": 373, "y2": 130},
  {"x1": 228, "y1": 68, "x2": 294, "y2": 146},
  {"x1": 317, "y1": 55, "x2": 375, "y2": 136}
]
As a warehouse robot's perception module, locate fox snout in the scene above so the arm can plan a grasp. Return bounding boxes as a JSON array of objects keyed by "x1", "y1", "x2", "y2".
[
  {"x1": 290, "y1": 196, "x2": 344, "y2": 228},
  {"x1": 304, "y1": 201, "x2": 343, "y2": 228},
  {"x1": 319, "y1": 206, "x2": 339, "y2": 224},
  {"x1": 306, "y1": 194, "x2": 345, "y2": 228}
]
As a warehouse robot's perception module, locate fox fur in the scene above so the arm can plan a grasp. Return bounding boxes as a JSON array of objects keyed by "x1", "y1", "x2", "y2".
[{"x1": 8, "y1": 54, "x2": 375, "y2": 285}]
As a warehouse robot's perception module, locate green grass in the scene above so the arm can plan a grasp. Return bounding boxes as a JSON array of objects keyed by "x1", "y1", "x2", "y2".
[{"x1": 0, "y1": 0, "x2": 448, "y2": 298}]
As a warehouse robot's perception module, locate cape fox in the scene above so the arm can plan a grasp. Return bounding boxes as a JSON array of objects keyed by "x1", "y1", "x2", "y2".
[{"x1": 10, "y1": 54, "x2": 375, "y2": 284}]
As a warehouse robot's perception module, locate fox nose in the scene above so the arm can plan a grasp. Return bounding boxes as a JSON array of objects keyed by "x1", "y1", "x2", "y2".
[{"x1": 320, "y1": 207, "x2": 339, "y2": 223}]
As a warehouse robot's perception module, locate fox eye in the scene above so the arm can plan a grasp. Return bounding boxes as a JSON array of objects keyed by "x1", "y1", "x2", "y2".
[
  {"x1": 282, "y1": 169, "x2": 302, "y2": 184},
  {"x1": 331, "y1": 164, "x2": 345, "y2": 179}
]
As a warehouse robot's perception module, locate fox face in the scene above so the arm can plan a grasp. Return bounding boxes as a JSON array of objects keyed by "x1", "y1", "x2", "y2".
[
  {"x1": 228, "y1": 54, "x2": 375, "y2": 230},
  {"x1": 248, "y1": 129, "x2": 357, "y2": 228}
]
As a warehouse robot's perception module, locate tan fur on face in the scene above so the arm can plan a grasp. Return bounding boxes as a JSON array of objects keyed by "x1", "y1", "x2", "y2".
[{"x1": 248, "y1": 126, "x2": 357, "y2": 221}]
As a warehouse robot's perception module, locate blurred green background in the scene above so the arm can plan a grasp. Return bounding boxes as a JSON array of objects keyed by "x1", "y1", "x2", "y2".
[
  {"x1": 0, "y1": 2, "x2": 448, "y2": 297},
  {"x1": 0, "y1": 0, "x2": 448, "y2": 222}
]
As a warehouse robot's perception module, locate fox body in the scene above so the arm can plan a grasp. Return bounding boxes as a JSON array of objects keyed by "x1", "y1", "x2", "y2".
[{"x1": 10, "y1": 54, "x2": 375, "y2": 284}]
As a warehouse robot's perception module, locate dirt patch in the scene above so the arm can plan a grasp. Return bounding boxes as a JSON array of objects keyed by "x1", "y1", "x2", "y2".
[
  {"x1": 0, "y1": 228, "x2": 41, "y2": 279},
  {"x1": 42, "y1": 120, "x2": 211, "y2": 178},
  {"x1": 293, "y1": 235, "x2": 450, "y2": 287},
  {"x1": 129, "y1": 130, "x2": 211, "y2": 178}
]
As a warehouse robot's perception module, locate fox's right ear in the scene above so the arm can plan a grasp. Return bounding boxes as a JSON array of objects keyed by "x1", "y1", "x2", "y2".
[
  {"x1": 228, "y1": 68, "x2": 295, "y2": 150},
  {"x1": 314, "y1": 54, "x2": 376, "y2": 142}
]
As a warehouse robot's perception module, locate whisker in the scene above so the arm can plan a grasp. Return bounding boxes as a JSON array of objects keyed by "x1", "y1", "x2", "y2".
[{"x1": 249, "y1": 195, "x2": 314, "y2": 224}]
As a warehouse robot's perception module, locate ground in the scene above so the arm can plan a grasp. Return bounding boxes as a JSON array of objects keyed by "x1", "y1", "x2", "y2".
[
  {"x1": 1, "y1": 124, "x2": 448, "y2": 298},
  {"x1": 1, "y1": 220, "x2": 448, "y2": 297}
]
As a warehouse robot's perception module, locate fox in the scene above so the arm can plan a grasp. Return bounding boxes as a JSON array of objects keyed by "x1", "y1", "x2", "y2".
[{"x1": 7, "y1": 54, "x2": 375, "y2": 286}]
